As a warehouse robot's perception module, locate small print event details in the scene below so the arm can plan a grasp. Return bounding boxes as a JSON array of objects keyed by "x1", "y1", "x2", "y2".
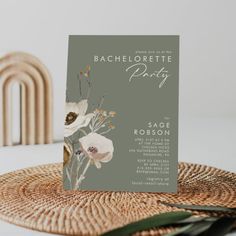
[{"x1": 64, "y1": 35, "x2": 179, "y2": 193}]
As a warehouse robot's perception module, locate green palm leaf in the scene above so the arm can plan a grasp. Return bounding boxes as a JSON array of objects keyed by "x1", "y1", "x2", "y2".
[
  {"x1": 161, "y1": 202, "x2": 236, "y2": 212},
  {"x1": 165, "y1": 224, "x2": 195, "y2": 236},
  {"x1": 102, "y1": 211, "x2": 192, "y2": 236},
  {"x1": 200, "y1": 217, "x2": 236, "y2": 236}
]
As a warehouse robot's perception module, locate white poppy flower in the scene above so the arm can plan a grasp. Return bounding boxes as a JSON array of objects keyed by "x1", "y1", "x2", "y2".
[
  {"x1": 64, "y1": 100, "x2": 94, "y2": 137},
  {"x1": 79, "y1": 132, "x2": 114, "y2": 169}
]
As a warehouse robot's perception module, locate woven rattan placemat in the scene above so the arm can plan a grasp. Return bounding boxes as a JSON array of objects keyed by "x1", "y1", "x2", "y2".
[{"x1": 0, "y1": 162, "x2": 235, "y2": 235}]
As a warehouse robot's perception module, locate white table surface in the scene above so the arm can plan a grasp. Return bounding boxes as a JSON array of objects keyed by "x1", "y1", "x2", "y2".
[{"x1": 0, "y1": 117, "x2": 235, "y2": 235}]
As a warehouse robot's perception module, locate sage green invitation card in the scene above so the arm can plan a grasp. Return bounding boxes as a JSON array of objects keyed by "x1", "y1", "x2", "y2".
[{"x1": 64, "y1": 35, "x2": 179, "y2": 192}]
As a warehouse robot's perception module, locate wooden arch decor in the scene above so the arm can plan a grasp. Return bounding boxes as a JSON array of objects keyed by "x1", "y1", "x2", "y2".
[{"x1": 0, "y1": 52, "x2": 53, "y2": 146}]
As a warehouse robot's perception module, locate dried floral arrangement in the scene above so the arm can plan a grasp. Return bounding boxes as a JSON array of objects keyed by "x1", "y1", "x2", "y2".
[{"x1": 63, "y1": 66, "x2": 116, "y2": 190}]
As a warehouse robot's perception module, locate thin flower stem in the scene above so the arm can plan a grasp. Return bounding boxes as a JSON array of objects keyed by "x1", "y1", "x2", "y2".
[
  {"x1": 86, "y1": 75, "x2": 92, "y2": 96},
  {"x1": 72, "y1": 153, "x2": 85, "y2": 190},
  {"x1": 91, "y1": 113, "x2": 99, "y2": 131},
  {"x1": 77, "y1": 74, "x2": 82, "y2": 97},
  {"x1": 86, "y1": 86, "x2": 91, "y2": 99},
  {"x1": 65, "y1": 166, "x2": 71, "y2": 187},
  {"x1": 90, "y1": 96, "x2": 105, "y2": 131},
  {"x1": 100, "y1": 128, "x2": 112, "y2": 135},
  {"x1": 93, "y1": 116, "x2": 110, "y2": 132},
  {"x1": 80, "y1": 155, "x2": 86, "y2": 163},
  {"x1": 80, "y1": 128, "x2": 88, "y2": 136},
  {"x1": 76, "y1": 153, "x2": 86, "y2": 171},
  {"x1": 98, "y1": 96, "x2": 105, "y2": 109},
  {"x1": 75, "y1": 159, "x2": 91, "y2": 189},
  {"x1": 93, "y1": 120, "x2": 111, "y2": 133},
  {"x1": 70, "y1": 154, "x2": 77, "y2": 188}
]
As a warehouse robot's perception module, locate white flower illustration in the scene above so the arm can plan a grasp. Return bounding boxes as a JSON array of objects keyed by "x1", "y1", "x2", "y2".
[
  {"x1": 79, "y1": 132, "x2": 114, "y2": 169},
  {"x1": 64, "y1": 100, "x2": 94, "y2": 137}
]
